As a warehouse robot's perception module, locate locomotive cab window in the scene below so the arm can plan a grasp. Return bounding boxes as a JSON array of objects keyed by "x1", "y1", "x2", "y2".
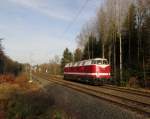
[
  {"x1": 84, "y1": 60, "x2": 92, "y2": 65},
  {"x1": 73, "y1": 62, "x2": 78, "y2": 67},
  {"x1": 65, "y1": 64, "x2": 69, "y2": 67},
  {"x1": 82, "y1": 61, "x2": 86, "y2": 66},
  {"x1": 79, "y1": 61, "x2": 83, "y2": 66}
]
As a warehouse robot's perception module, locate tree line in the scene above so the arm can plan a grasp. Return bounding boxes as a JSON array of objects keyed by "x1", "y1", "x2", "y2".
[
  {"x1": 60, "y1": 0, "x2": 150, "y2": 87},
  {"x1": 35, "y1": 55, "x2": 61, "y2": 75},
  {"x1": 0, "y1": 39, "x2": 23, "y2": 76}
]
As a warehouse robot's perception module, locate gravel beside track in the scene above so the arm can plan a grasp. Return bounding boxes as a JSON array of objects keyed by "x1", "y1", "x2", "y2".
[
  {"x1": 35, "y1": 74, "x2": 150, "y2": 115},
  {"x1": 32, "y1": 75, "x2": 149, "y2": 119}
]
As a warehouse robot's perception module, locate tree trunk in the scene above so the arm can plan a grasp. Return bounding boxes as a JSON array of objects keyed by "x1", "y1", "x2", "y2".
[
  {"x1": 102, "y1": 44, "x2": 105, "y2": 58},
  {"x1": 143, "y1": 56, "x2": 146, "y2": 87},
  {"x1": 120, "y1": 32, "x2": 123, "y2": 84},
  {"x1": 88, "y1": 39, "x2": 90, "y2": 59},
  {"x1": 128, "y1": 23, "x2": 131, "y2": 66},
  {"x1": 109, "y1": 45, "x2": 111, "y2": 64},
  {"x1": 113, "y1": 30, "x2": 117, "y2": 84},
  {"x1": 138, "y1": 29, "x2": 140, "y2": 64}
]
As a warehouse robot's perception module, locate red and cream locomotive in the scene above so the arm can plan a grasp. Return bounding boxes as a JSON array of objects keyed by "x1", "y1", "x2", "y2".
[{"x1": 64, "y1": 58, "x2": 111, "y2": 85}]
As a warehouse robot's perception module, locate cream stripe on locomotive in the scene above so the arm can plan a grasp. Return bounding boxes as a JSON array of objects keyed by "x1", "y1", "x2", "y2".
[{"x1": 64, "y1": 72, "x2": 110, "y2": 76}]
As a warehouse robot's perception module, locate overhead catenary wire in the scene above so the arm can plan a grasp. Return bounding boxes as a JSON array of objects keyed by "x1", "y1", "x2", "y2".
[{"x1": 62, "y1": 0, "x2": 90, "y2": 35}]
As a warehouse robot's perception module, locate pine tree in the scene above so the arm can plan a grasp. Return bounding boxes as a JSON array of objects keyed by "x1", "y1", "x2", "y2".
[
  {"x1": 123, "y1": 4, "x2": 137, "y2": 69},
  {"x1": 61, "y1": 48, "x2": 73, "y2": 73},
  {"x1": 82, "y1": 35, "x2": 102, "y2": 60},
  {"x1": 141, "y1": 10, "x2": 150, "y2": 86}
]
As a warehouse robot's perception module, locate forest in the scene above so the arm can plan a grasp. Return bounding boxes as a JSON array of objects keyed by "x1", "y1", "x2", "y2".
[{"x1": 61, "y1": 0, "x2": 150, "y2": 87}]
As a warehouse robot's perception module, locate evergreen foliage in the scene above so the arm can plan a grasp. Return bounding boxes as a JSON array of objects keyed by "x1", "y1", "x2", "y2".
[
  {"x1": 60, "y1": 48, "x2": 73, "y2": 73},
  {"x1": 82, "y1": 35, "x2": 102, "y2": 59}
]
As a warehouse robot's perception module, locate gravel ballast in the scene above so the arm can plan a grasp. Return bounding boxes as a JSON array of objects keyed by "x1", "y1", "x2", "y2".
[{"x1": 35, "y1": 77, "x2": 148, "y2": 119}]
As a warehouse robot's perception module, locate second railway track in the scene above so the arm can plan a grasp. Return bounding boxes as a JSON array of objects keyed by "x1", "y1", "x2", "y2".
[
  {"x1": 33, "y1": 74, "x2": 150, "y2": 118},
  {"x1": 102, "y1": 85, "x2": 150, "y2": 98}
]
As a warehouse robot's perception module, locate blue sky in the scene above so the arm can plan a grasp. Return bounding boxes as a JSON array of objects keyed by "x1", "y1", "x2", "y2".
[{"x1": 0, "y1": 0, "x2": 102, "y2": 64}]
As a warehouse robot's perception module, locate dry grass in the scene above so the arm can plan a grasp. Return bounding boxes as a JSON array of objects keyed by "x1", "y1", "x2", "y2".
[
  {"x1": 0, "y1": 73, "x2": 71, "y2": 119},
  {"x1": 0, "y1": 74, "x2": 14, "y2": 84},
  {"x1": 127, "y1": 76, "x2": 140, "y2": 88}
]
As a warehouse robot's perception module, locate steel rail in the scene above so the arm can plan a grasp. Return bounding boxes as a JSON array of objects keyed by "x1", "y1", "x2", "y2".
[
  {"x1": 41, "y1": 73, "x2": 150, "y2": 98},
  {"x1": 34, "y1": 74, "x2": 150, "y2": 117},
  {"x1": 102, "y1": 85, "x2": 150, "y2": 98}
]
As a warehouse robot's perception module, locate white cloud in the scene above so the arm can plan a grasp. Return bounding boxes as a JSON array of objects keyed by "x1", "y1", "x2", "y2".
[
  {"x1": 7, "y1": 0, "x2": 102, "y2": 22},
  {"x1": 8, "y1": 0, "x2": 73, "y2": 21}
]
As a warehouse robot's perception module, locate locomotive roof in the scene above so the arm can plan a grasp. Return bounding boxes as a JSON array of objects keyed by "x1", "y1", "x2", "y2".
[
  {"x1": 92, "y1": 58, "x2": 107, "y2": 60},
  {"x1": 65, "y1": 58, "x2": 108, "y2": 67}
]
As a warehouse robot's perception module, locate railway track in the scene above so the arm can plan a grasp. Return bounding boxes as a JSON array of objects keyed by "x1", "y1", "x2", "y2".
[
  {"x1": 33, "y1": 74, "x2": 150, "y2": 118},
  {"x1": 40, "y1": 73, "x2": 150, "y2": 98},
  {"x1": 102, "y1": 85, "x2": 150, "y2": 98}
]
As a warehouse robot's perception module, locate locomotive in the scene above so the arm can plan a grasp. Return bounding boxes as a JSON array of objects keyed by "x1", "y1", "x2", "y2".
[{"x1": 64, "y1": 58, "x2": 111, "y2": 85}]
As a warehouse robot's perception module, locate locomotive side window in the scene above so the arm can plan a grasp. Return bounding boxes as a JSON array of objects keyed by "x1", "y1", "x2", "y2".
[
  {"x1": 82, "y1": 61, "x2": 86, "y2": 66},
  {"x1": 92, "y1": 60, "x2": 97, "y2": 64},
  {"x1": 103, "y1": 60, "x2": 108, "y2": 64},
  {"x1": 77, "y1": 62, "x2": 81, "y2": 66},
  {"x1": 65, "y1": 63, "x2": 69, "y2": 67},
  {"x1": 84, "y1": 61, "x2": 88, "y2": 65},
  {"x1": 97, "y1": 60, "x2": 102, "y2": 64},
  {"x1": 84, "y1": 60, "x2": 92, "y2": 65},
  {"x1": 70, "y1": 63, "x2": 73, "y2": 67},
  {"x1": 79, "y1": 61, "x2": 83, "y2": 66},
  {"x1": 72, "y1": 62, "x2": 75, "y2": 67},
  {"x1": 73, "y1": 62, "x2": 78, "y2": 67}
]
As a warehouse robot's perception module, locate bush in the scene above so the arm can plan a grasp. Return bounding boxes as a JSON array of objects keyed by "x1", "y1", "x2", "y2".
[{"x1": 6, "y1": 92, "x2": 54, "y2": 119}]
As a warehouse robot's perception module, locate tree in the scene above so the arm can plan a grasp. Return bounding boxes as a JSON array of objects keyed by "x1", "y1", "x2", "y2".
[
  {"x1": 76, "y1": 23, "x2": 96, "y2": 50},
  {"x1": 97, "y1": 7, "x2": 109, "y2": 58},
  {"x1": 0, "y1": 39, "x2": 23, "y2": 75},
  {"x1": 48, "y1": 55, "x2": 61, "y2": 75},
  {"x1": 0, "y1": 39, "x2": 5, "y2": 74},
  {"x1": 74, "y1": 48, "x2": 82, "y2": 62},
  {"x1": 114, "y1": 0, "x2": 132, "y2": 84},
  {"x1": 140, "y1": 1, "x2": 150, "y2": 86},
  {"x1": 82, "y1": 34, "x2": 102, "y2": 60},
  {"x1": 123, "y1": 4, "x2": 137, "y2": 68},
  {"x1": 60, "y1": 48, "x2": 73, "y2": 73},
  {"x1": 74, "y1": 0, "x2": 149, "y2": 87}
]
